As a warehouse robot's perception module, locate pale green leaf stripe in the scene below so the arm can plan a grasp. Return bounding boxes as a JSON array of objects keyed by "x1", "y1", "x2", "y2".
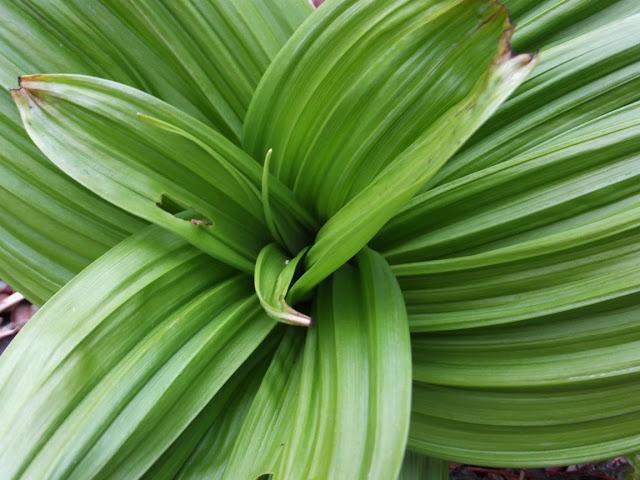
[
  {"x1": 374, "y1": 15, "x2": 640, "y2": 332},
  {"x1": 250, "y1": 0, "x2": 535, "y2": 301},
  {"x1": 410, "y1": 379, "x2": 640, "y2": 467},
  {"x1": 221, "y1": 329, "x2": 305, "y2": 479},
  {"x1": 141, "y1": 336, "x2": 275, "y2": 480},
  {"x1": 222, "y1": 250, "x2": 411, "y2": 479},
  {"x1": 0, "y1": 226, "x2": 276, "y2": 479},
  {"x1": 412, "y1": 291, "x2": 640, "y2": 387},
  {"x1": 0, "y1": 0, "x2": 312, "y2": 136},
  {"x1": 502, "y1": 0, "x2": 640, "y2": 51},
  {"x1": 104, "y1": 0, "x2": 311, "y2": 142},
  {"x1": 0, "y1": 0, "x2": 310, "y2": 300},
  {"x1": 0, "y1": 86, "x2": 142, "y2": 304},
  {"x1": 12, "y1": 74, "x2": 271, "y2": 272},
  {"x1": 254, "y1": 244, "x2": 311, "y2": 326}
]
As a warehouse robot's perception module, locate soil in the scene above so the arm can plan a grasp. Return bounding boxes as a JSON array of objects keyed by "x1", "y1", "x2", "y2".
[{"x1": 450, "y1": 458, "x2": 635, "y2": 480}]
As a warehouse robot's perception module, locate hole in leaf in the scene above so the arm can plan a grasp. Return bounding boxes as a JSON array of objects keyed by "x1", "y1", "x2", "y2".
[{"x1": 156, "y1": 194, "x2": 214, "y2": 227}]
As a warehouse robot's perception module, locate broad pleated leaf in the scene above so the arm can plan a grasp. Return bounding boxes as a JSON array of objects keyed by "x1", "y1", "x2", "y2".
[
  {"x1": 365, "y1": 11, "x2": 640, "y2": 467},
  {"x1": 374, "y1": 14, "x2": 640, "y2": 332},
  {"x1": 141, "y1": 338, "x2": 274, "y2": 480},
  {"x1": 254, "y1": 244, "x2": 311, "y2": 326},
  {"x1": 0, "y1": 0, "x2": 309, "y2": 300},
  {"x1": 397, "y1": 228, "x2": 640, "y2": 331},
  {"x1": 0, "y1": 226, "x2": 275, "y2": 478},
  {"x1": 0, "y1": 94, "x2": 142, "y2": 303},
  {"x1": 13, "y1": 74, "x2": 272, "y2": 272},
  {"x1": 244, "y1": 0, "x2": 528, "y2": 218},
  {"x1": 0, "y1": 0, "x2": 311, "y2": 140},
  {"x1": 410, "y1": 377, "x2": 640, "y2": 467},
  {"x1": 502, "y1": 0, "x2": 640, "y2": 51},
  {"x1": 223, "y1": 249, "x2": 412, "y2": 479},
  {"x1": 412, "y1": 296, "x2": 640, "y2": 387},
  {"x1": 221, "y1": 329, "x2": 305, "y2": 479},
  {"x1": 245, "y1": 0, "x2": 535, "y2": 300},
  {"x1": 103, "y1": 0, "x2": 311, "y2": 142},
  {"x1": 432, "y1": 13, "x2": 640, "y2": 184}
]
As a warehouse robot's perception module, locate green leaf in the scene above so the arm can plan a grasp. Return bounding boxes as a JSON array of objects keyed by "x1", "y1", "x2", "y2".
[
  {"x1": 399, "y1": 230, "x2": 640, "y2": 331},
  {"x1": 431, "y1": 13, "x2": 640, "y2": 185},
  {"x1": 102, "y1": 0, "x2": 311, "y2": 141},
  {"x1": 0, "y1": 0, "x2": 311, "y2": 137},
  {"x1": 410, "y1": 377, "x2": 640, "y2": 467},
  {"x1": 362, "y1": 8, "x2": 640, "y2": 467},
  {"x1": 276, "y1": 249, "x2": 412, "y2": 479},
  {"x1": 12, "y1": 74, "x2": 272, "y2": 272},
  {"x1": 223, "y1": 249, "x2": 412, "y2": 479},
  {"x1": 246, "y1": 0, "x2": 535, "y2": 300},
  {"x1": 0, "y1": 225, "x2": 275, "y2": 479},
  {"x1": 0, "y1": 0, "x2": 310, "y2": 300},
  {"x1": 245, "y1": 0, "x2": 528, "y2": 218},
  {"x1": 255, "y1": 244, "x2": 311, "y2": 326},
  {"x1": 141, "y1": 336, "x2": 275, "y2": 480},
  {"x1": 374, "y1": 14, "x2": 640, "y2": 331},
  {"x1": 0, "y1": 92, "x2": 143, "y2": 303},
  {"x1": 502, "y1": 0, "x2": 640, "y2": 51},
  {"x1": 221, "y1": 329, "x2": 306, "y2": 479},
  {"x1": 412, "y1": 294, "x2": 640, "y2": 387}
]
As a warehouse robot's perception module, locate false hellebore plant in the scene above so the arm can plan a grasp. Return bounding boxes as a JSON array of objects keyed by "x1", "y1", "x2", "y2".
[{"x1": 0, "y1": 0, "x2": 639, "y2": 478}]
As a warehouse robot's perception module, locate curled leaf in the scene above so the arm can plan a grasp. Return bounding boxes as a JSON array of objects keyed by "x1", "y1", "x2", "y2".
[{"x1": 254, "y1": 244, "x2": 311, "y2": 327}]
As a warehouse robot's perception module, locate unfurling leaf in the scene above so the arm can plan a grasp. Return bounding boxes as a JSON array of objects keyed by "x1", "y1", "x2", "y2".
[
  {"x1": 225, "y1": 249, "x2": 412, "y2": 479},
  {"x1": 255, "y1": 244, "x2": 311, "y2": 326}
]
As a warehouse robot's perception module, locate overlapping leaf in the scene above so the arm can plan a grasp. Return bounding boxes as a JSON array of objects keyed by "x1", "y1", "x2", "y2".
[
  {"x1": 245, "y1": 0, "x2": 535, "y2": 300},
  {"x1": 12, "y1": 75, "x2": 279, "y2": 271},
  {"x1": 104, "y1": 0, "x2": 311, "y2": 142},
  {"x1": 0, "y1": 0, "x2": 310, "y2": 301},
  {"x1": 0, "y1": 0, "x2": 311, "y2": 140},
  {"x1": 0, "y1": 94, "x2": 142, "y2": 303},
  {"x1": 502, "y1": 0, "x2": 640, "y2": 51},
  {"x1": 362, "y1": 10, "x2": 640, "y2": 468},
  {"x1": 141, "y1": 339, "x2": 274, "y2": 480},
  {"x1": 410, "y1": 377, "x2": 640, "y2": 466},
  {"x1": 220, "y1": 329, "x2": 305, "y2": 479},
  {"x1": 223, "y1": 249, "x2": 412, "y2": 479},
  {"x1": 0, "y1": 225, "x2": 276, "y2": 478},
  {"x1": 375, "y1": 14, "x2": 640, "y2": 332}
]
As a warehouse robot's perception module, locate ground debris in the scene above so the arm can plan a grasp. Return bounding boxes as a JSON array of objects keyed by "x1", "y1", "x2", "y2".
[
  {"x1": 0, "y1": 282, "x2": 36, "y2": 353},
  {"x1": 451, "y1": 458, "x2": 634, "y2": 480}
]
